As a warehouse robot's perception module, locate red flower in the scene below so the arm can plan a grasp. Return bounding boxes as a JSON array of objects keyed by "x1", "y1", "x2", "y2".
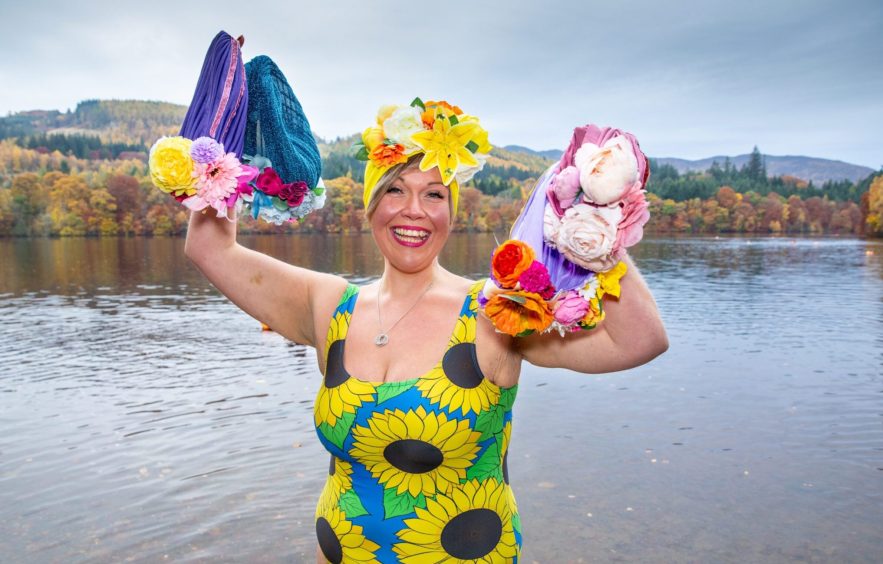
[
  {"x1": 279, "y1": 181, "x2": 309, "y2": 207},
  {"x1": 491, "y1": 240, "x2": 535, "y2": 289},
  {"x1": 256, "y1": 167, "x2": 283, "y2": 196}
]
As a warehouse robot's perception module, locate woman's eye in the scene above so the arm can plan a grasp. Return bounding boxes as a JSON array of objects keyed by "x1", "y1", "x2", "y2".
[
  {"x1": 386, "y1": 186, "x2": 403, "y2": 194},
  {"x1": 427, "y1": 191, "x2": 445, "y2": 199}
]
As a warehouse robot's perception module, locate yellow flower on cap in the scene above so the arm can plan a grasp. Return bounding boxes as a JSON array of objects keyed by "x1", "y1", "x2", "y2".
[
  {"x1": 355, "y1": 97, "x2": 491, "y2": 213},
  {"x1": 411, "y1": 118, "x2": 481, "y2": 186}
]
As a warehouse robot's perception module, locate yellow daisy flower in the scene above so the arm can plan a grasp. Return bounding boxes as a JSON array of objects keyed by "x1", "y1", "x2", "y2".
[
  {"x1": 393, "y1": 478, "x2": 519, "y2": 562},
  {"x1": 350, "y1": 406, "x2": 481, "y2": 498},
  {"x1": 315, "y1": 506, "x2": 381, "y2": 564},
  {"x1": 416, "y1": 312, "x2": 501, "y2": 416},
  {"x1": 411, "y1": 118, "x2": 481, "y2": 185}
]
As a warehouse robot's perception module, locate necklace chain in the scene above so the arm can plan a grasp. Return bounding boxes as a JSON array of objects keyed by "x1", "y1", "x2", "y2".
[{"x1": 375, "y1": 279, "x2": 434, "y2": 347}]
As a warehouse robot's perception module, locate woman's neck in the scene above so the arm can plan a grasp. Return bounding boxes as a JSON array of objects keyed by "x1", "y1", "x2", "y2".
[{"x1": 378, "y1": 261, "x2": 443, "y2": 297}]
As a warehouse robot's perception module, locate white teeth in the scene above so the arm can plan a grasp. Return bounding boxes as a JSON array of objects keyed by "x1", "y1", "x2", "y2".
[{"x1": 393, "y1": 228, "x2": 429, "y2": 239}]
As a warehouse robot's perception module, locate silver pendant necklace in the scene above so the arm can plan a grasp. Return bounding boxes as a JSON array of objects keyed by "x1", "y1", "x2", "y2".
[{"x1": 375, "y1": 279, "x2": 434, "y2": 347}]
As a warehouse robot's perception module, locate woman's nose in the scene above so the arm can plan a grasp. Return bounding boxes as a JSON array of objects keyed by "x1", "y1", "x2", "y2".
[{"x1": 401, "y1": 194, "x2": 426, "y2": 218}]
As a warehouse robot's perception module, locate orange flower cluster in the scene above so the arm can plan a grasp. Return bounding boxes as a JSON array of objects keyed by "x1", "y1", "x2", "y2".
[
  {"x1": 369, "y1": 143, "x2": 408, "y2": 168},
  {"x1": 486, "y1": 240, "x2": 553, "y2": 336},
  {"x1": 421, "y1": 100, "x2": 463, "y2": 129}
]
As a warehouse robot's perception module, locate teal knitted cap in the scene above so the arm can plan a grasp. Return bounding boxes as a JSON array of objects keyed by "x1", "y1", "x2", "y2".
[{"x1": 244, "y1": 55, "x2": 321, "y2": 187}]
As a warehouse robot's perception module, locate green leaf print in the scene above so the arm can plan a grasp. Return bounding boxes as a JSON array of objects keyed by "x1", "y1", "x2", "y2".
[
  {"x1": 376, "y1": 381, "x2": 415, "y2": 405},
  {"x1": 383, "y1": 488, "x2": 426, "y2": 519},
  {"x1": 474, "y1": 403, "x2": 505, "y2": 442},
  {"x1": 340, "y1": 284, "x2": 359, "y2": 306},
  {"x1": 499, "y1": 385, "x2": 517, "y2": 410},
  {"x1": 318, "y1": 411, "x2": 356, "y2": 450},
  {"x1": 466, "y1": 441, "x2": 502, "y2": 482},
  {"x1": 512, "y1": 512, "x2": 522, "y2": 535},
  {"x1": 339, "y1": 490, "x2": 369, "y2": 518}
]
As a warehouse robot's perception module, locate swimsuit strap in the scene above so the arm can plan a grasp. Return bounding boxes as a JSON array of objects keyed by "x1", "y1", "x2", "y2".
[{"x1": 324, "y1": 283, "x2": 359, "y2": 362}]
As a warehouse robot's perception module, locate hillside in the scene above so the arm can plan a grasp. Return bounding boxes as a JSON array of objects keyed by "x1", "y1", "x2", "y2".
[
  {"x1": 0, "y1": 100, "x2": 875, "y2": 185},
  {"x1": 654, "y1": 154, "x2": 874, "y2": 185}
]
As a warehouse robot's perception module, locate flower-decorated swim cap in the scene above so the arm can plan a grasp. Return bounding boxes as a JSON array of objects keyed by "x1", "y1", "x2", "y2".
[
  {"x1": 147, "y1": 31, "x2": 325, "y2": 225},
  {"x1": 354, "y1": 98, "x2": 492, "y2": 212},
  {"x1": 478, "y1": 123, "x2": 651, "y2": 338}
]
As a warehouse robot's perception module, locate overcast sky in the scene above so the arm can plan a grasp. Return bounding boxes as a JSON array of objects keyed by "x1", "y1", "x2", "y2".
[{"x1": 1, "y1": 0, "x2": 880, "y2": 167}]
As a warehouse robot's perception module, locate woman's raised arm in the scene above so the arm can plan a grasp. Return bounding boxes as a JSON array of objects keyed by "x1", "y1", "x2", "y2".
[
  {"x1": 516, "y1": 253, "x2": 668, "y2": 374},
  {"x1": 184, "y1": 210, "x2": 347, "y2": 349}
]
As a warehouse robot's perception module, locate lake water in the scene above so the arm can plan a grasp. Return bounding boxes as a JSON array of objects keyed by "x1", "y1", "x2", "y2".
[{"x1": 1, "y1": 234, "x2": 881, "y2": 563}]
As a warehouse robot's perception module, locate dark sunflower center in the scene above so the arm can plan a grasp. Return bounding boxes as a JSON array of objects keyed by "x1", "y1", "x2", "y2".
[
  {"x1": 383, "y1": 439, "x2": 444, "y2": 473},
  {"x1": 441, "y1": 343, "x2": 483, "y2": 389},
  {"x1": 315, "y1": 517, "x2": 343, "y2": 564},
  {"x1": 440, "y1": 508, "x2": 503, "y2": 559}
]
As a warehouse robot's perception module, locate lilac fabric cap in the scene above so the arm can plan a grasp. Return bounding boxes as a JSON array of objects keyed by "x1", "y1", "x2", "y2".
[
  {"x1": 179, "y1": 31, "x2": 248, "y2": 158},
  {"x1": 510, "y1": 166, "x2": 593, "y2": 292}
]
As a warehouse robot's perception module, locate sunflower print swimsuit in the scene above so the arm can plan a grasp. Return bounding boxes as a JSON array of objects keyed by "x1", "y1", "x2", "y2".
[{"x1": 314, "y1": 280, "x2": 521, "y2": 563}]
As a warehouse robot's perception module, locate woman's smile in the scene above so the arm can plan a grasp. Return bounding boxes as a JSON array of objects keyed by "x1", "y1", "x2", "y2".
[{"x1": 391, "y1": 225, "x2": 431, "y2": 247}]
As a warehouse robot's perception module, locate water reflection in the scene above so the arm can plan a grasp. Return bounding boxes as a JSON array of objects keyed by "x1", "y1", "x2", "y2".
[{"x1": 1, "y1": 234, "x2": 882, "y2": 562}]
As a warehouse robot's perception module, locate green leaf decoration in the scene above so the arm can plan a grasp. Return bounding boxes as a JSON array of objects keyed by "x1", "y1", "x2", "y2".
[
  {"x1": 515, "y1": 329, "x2": 535, "y2": 337},
  {"x1": 383, "y1": 487, "x2": 425, "y2": 519},
  {"x1": 466, "y1": 441, "x2": 501, "y2": 482},
  {"x1": 448, "y1": 114, "x2": 459, "y2": 126},
  {"x1": 318, "y1": 411, "x2": 356, "y2": 450},
  {"x1": 501, "y1": 293, "x2": 526, "y2": 305},
  {"x1": 376, "y1": 381, "x2": 415, "y2": 405},
  {"x1": 512, "y1": 512, "x2": 522, "y2": 534},
  {"x1": 311, "y1": 186, "x2": 325, "y2": 196},
  {"x1": 465, "y1": 140, "x2": 479, "y2": 153},
  {"x1": 272, "y1": 197, "x2": 289, "y2": 211},
  {"x1": 410, "y1": 97, "x2": 426, "y2": 111},
  {"x1": 339, "y1": 490, "x2": 370, "y2": 518},
  {"x1": 353, "y1": 144, "x2": 369, "y2": 161},
  {"x1": 474, "y1": 404, "x2": 505, "y2": 441}
]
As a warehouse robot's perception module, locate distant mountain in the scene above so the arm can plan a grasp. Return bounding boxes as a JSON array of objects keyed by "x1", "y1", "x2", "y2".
[
  {"x1": 1, "y1": 101, "x2": 875, "y2": 185},
  {"x1": 503, "y1": 145, "x2": 563, "y2": 161},
  {"x1": 654, "y1": 154, "x2": 874, "y2": 185}
]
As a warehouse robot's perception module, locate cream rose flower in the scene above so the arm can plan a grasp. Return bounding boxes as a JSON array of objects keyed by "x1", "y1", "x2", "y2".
[
  {"x1": 383, "y1": 106, "x2": 425, "y2": 154},
  {"x1": 574, "y1": 135, "x2": 639, "y2": 206},
  {"x1": 554, "y1": 203, "x2": 622, "y2": 272},
  {"x1": 454, "y1": 152, "x2": 488, "y2": 185},
  {"x1": 543, "y1": 205, "x2": 562, "y2": 244}
]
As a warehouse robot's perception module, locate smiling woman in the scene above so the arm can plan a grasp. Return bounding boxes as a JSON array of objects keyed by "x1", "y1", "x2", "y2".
[{"x1": 184, "y1": 86, "x2": 667, "y2": 562}]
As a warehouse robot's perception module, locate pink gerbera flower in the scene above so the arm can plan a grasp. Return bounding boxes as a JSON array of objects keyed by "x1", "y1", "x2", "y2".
[{"x1": 184, "y1": 153, "x2": 245, "y2": 216}]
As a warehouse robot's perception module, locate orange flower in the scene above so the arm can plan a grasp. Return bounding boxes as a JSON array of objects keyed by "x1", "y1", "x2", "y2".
[
  {"x1": 491, "y1": 239, "x2": 536, "y2": 288},
  {"x1": 421, "y1": 100, "x2": 463, "y2": 129},
  {"x1": 485, "y1": 291, "x2": 554, "y2": 336},
  {"x1": 369, "y1": 143, "x2": 408, "y2": 168}
]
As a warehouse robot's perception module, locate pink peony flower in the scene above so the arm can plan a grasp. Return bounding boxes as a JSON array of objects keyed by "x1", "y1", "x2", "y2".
[
  {"x1": 256, "y1": 167, "x2": 283, "y2": 196},
  {"x1": 518, "y1": 261, "x2": 555, "y2": 299},
  {"x1": 224, "y1": 164, "x2": 259, "y2": 208},
  {"x1": 612, "y1": 184, "x2": 650, "y2": 256},
  {"x1": 553, "y1": 203, "x2": 622, "y2": 273},
  {"x1": 546, "y1": 165, "x2": 581, "y2": 217},
  {"x1": 553, "y1": 291, "x2": 589, "y2": 326}
]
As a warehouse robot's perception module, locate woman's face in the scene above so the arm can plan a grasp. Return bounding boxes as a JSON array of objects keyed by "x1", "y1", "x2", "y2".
[{"x1": 370, "y1": 166, "x2": 452, "y2": 274}]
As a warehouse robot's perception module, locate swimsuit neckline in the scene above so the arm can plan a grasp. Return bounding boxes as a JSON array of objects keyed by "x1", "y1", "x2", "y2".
[{"x1": 338, "y1": 283, "x2": 474, "y2": 387}]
